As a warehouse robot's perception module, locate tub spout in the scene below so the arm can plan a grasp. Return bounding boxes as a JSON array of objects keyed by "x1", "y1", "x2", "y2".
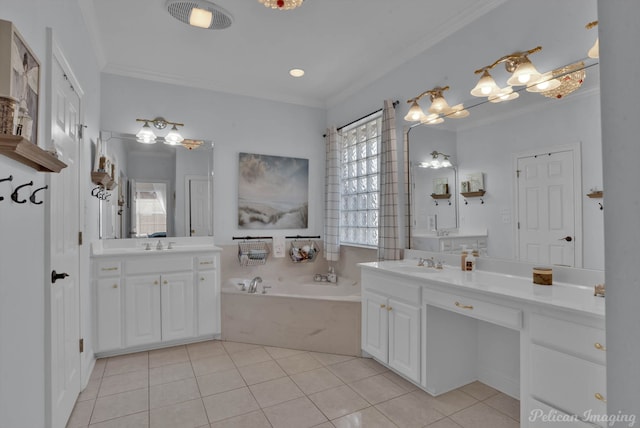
[{"x1": 248, "y1": 276, "x2": 262, "y2": 293}]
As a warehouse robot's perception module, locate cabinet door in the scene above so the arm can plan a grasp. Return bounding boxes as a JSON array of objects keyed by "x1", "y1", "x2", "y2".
[
  {"x1": 161, "y1": 272, "x2": 195, "y2": 341},
  {"x1": 124, "y1": 274, "x2": 161, "y2": 347},
  {"x1": 362, "y1": 291, "x2": 388, "y2": 363},
  {"x1": 95, "y1": 278, "x2": 122, "y2": 352},
  {"x1": 388, "y1": 298, "x2": 421, "y2": 382},
  {"x1": 197, "y1": 269, "x2": 219, "y2": 336}
]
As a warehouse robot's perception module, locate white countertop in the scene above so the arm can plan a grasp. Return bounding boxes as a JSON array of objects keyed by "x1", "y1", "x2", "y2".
[
  {"x1": 91, "y1": 237, "x2": 221, "y2": 257},
  {"x1": 360, "y1": 260, "x2": 605, "y2": 318}
]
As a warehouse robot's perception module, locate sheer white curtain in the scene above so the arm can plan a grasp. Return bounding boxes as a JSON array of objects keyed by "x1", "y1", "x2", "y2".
[
  {"x1": 378, "y1": 99, "x2": 401, "y2": 260},
  {"x1": 324, "y1": 127, "x2": 340, "y2": 261}
]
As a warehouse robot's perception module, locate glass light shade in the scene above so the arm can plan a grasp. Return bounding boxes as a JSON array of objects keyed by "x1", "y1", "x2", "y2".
[
  {"x1": 488, "y1": 87, "x2": 520, "y2": 103},
  {"x1": 421, "y1": 113, "x2": 444, "y2": 125},
  {"x1": 470, "y1": 70, "x2": 501, "y2": 97},
  {"x1": 258, "y1": 0, "x2": 304, "y2": 10},
  {"x1": 428, "y1": 95, "x2": 451, "y2": 114},
  {"x1": 189, "y1": 7, "x2": 213, "y2": 28},
  {"x1": 506, "y1": 59, "x2": 542, "y2": 86},
  {"x1": 289, "y1": 68, "x2": 305, "y2": 77},
  {"x1": 448, "y1": 104, "x2": 469, "y2": 119},
  {"x1": 136, "y1": 123, "x2": 157, "y2": 144},
  {"x1": 588, "y1": 37, "x2": 599, "y2": 59},
  {"x1": 404, "y1": 101, "x2": 425, "y2": 122},
  {"x1": 164, "y1": 125, "x2": 184, "y2": 145},
  {"x1": 526, "y1": 73, "x2": 562, "y2": 93},
  {"x1": 441, "y1": 157, "x2": 452, "y2": 168}
]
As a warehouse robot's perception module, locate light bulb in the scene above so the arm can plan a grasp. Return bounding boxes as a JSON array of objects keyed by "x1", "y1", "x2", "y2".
[
  {"x1": 507, "y1": 59, "x2": 542, "y2": 86},
  {"x1": 470, "y1": 70, "x2": 501, "y2": 97},
  {"x1": 428, "y1": 95, "x2": 451, "y2": 114}
]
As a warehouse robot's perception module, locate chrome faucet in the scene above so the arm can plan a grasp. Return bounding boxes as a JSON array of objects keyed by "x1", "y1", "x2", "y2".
[
  {"x1": 418, "y1": 257, "x2": 436, "y2": 268},
  {"x1": 248, "y1": 276, "x2": 262, "y2": 293}
]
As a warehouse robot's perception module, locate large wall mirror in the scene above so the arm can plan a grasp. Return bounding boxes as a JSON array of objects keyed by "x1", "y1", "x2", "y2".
[
  {"x1": 98, "y1": 131, "x2": 214, "y2": 239},
  {"x1": 407, "y1": 59, "x2": 604, "y2": 270}
]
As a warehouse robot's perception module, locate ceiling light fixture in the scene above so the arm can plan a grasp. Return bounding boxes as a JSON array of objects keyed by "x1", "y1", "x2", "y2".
[
  {"x1": 540, "y1": 61, "x2": 586, "y2": 99},
  {"x1": 404, "y1": 86, "x2": 469, "y2": 124},
  {"x1": 289, "y1": 68, "x2": 305, "y2": 77},
  {"x1": 586, "y1": 20, "x2": 599, "y2": 59},
  {"x1": 136, "y1": 117, "x2": 184, "y2": 146},
  {"x1": 258, "y1": 0, "x2": 304, "y2": 10},
  {"x1": 166, "y1": 0, "x2": 233, "y2": 30}
]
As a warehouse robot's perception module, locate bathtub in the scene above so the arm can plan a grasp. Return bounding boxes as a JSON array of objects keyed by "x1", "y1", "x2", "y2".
[{"x1": 221, "y1": 276, "x2": 362, "y2": 356}]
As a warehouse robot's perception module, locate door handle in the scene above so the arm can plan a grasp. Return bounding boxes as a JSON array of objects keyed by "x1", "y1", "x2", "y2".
[
  {"x1": 51, "y1": 270, "x2": 69, "y2": 283},
  {"x1": 559, "y1": 236, "x2": 573, "y2": 242}
]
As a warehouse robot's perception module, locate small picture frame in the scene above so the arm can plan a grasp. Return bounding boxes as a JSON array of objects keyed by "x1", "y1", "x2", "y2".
[
  {"x1": 0, "y1": 19, "x2": 40, "y2": 146},
  {"x1": 461, "y1": 181, "x2": 470, "y2": 193},
  {"x1": 427, "y1": 214, "x2": 437, "y2": 232},
  {"x1": 433, "y1": 177, "x2": 449, "y2": 195},
  {"x1": 464, "y1": 172, "x2": 484, "y2": 192}
]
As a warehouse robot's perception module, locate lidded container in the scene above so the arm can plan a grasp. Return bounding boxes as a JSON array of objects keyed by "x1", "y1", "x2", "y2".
[{"x1": 533, "y1": 267, "x2": 553, "y2": 285}]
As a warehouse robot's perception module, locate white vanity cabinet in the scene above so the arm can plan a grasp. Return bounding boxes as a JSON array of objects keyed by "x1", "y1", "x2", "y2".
[
  {"x1": 362, "y1": 270, "x2": 421, "y2": 383},
  {"x1": 92, "y1": 247, "x2": 221, "y2": 356}
]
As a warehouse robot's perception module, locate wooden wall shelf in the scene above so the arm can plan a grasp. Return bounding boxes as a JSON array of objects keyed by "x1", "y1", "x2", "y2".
[
  {"x1": 91, "y1": 171, "x2": 112, "y2": 186},
  {"x1": 587, "y1": 191, "x2": 603, "y2": 198},
  {"x1": 461, "y1": 190, "x2": 486, "y2": 198},
  {"x1": 0, "y1": 135, "x2": 67, "y2": 173},
  {"x1": 430, "y1": 193, "x2": 451, "y2": 200}
]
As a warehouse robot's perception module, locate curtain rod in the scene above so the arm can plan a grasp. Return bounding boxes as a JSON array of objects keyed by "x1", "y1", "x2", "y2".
[
  {"x1": 323, "y1": 100, "x2": 399, "y2": 137},
  {"x1": 285, "y1": 235, "x2": 321, "y2": 239},
  {"x1": 232, "y1": 236, "x2": 273, "y2": 240}
]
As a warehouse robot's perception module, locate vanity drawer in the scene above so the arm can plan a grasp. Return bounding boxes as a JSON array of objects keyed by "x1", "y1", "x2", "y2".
[
  {"x1": 530, "y1": 314, "x2": 606, "y2": 365},
  {"x1": 196, "y1": 256, "x2": 217, "y2": 270},
  {"x1": 528, "y1": 398, "x2": 596, "y2": 427},
  {"x1": 362, "y1": 270, "x2": 421, "y2": 303},
  {"x1": 96, "y1": 260, "x2": 122, "y2": 277},
  {"x1": 530, "y1": 344, "x2": 606, "y2": 425},
  {"x1": 424, "y1": 288, "x2": 522, "y2": 330},
  {"x1": 125, "y1": 257, "x2": 193, "y2": 274}
]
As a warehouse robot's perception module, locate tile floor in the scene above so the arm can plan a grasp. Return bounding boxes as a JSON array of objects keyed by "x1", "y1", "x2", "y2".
[{"x1": 67, "y1": 340, "x2": 520, "y2": 428}]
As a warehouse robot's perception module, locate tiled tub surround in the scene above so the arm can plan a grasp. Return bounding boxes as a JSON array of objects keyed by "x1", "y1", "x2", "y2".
[
  {"x1": 222, "y1": 277, "x2": 361, "y2": 356},
  {"x1": 361, "y1": 251, "x2": 606, "y2": 427},
  {"x1": 67, "y1": 339, "x2": 520, "y2": 428}
]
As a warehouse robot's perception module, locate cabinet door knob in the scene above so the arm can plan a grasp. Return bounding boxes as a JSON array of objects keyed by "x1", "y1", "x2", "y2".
[
  {"x1": 455, "y1": 301, "x2": 474, "y2": 310},
  {"x1": 154, "y1": 280, "x2": 159, "y2": 285},
  {"x1": 200, "y1": 277, "x2": 205, "y2": 281},
  {"x1": 595, "y1": 392, "x2": 607, "y2": 403},
  {"x1": 112, "y1": 284, "x2": 118, "y2": 289},
  {"x1": 163, "y1": 280, "x2": 168, "y2": 285},
  {"x1": 594, "y1": 342, "x2": 606, "y2": 351},
  {"x1": 380, "y1": 304, "x2": 386, "y2": 309},
  {"x1": 387, "y1": 306, "x2": 392, "y2": 311}
]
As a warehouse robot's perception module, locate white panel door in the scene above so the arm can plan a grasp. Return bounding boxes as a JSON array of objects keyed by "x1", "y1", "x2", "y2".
[
  {"x1": 161, "y1": 272, "x2": 195, "y2": 341},
  {"x1": 362, "y1": 291, "x2": 388, "y2": 363},
  {"x1": 388, "y1": 298, "x2": 421, "y2": 382},
  {"x1": 95, "y1": 278, "x2": 122, "y2": 352},
  {"x1": 517, "y1": 150, "x2": 576, "y2": 266},
  {"x1": 48, "y1": 52, "x2": 81, "y2": 428},
  {"x1": 125, "y1": 275, "x2": 161, "y2": 347},
  {"x1": 187, "y1": 177, "x2": 211, "y2": 236},
  {"x1": 197, "y1": 269, "x2": 219, "y2": 336}
]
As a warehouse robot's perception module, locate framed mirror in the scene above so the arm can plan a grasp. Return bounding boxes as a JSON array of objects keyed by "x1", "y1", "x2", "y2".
[{"x1": 97, "y1": 131, "x2": 214, "y2": 239}]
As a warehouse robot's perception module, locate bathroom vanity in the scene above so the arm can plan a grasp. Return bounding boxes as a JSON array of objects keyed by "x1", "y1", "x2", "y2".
[
  {"x1": 91, "y1": 238, "x2": 221, "y2": 356},
  {"x1": 360, "y1": 256, "x2": 605, "y2": 427}
]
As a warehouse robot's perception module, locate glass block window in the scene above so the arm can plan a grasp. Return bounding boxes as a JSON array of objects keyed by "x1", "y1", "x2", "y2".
[{"x1": 339, "y1": 113, "x2": 381, "y2": 247}]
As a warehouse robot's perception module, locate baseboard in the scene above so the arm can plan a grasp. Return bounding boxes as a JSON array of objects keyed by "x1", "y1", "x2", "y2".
[{"x1": 477, "y1": 365, "x2": 520, "y2": 399}]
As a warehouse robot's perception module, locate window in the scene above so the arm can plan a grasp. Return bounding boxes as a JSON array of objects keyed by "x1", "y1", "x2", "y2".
[{"x1": 339, "y1": 114, "x2": 382, "y2": 247}]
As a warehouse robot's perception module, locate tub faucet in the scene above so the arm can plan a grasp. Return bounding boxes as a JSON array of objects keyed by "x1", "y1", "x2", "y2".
[{"x1": 248, "y1": 276, "x2": 262, "y2": 293}]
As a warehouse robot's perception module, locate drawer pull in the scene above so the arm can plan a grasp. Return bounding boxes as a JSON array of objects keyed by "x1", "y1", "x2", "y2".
[
  {"x1": 163, "y1": 280, "x2": 168, "y2": 285},
  {"x1": 455, "y1": 301, "x2": 474, "y2": 310},
  {"x1": 594, "y1": 342, "x2": 606, "y2": 351},
  {"x1": 200, "y1": 261, "x2": 213, "y2": 265},
  {"x1": 112, "y1": 284, "x2": 118, "y2": 289},
  {"x1": 101, "y1": 267, "x2": 118, "y2": 271},
  {"x1": 380, "y1": 304, "x2": 386, "y2": 309},
  {"x1": 387, "y1": 306, "x2": 393, "y2": 311},
  {"x1": 154, "y1": 280, "x2": 159, "y2": 285},
  {"x1": 595, "y1": 393, "x2": 607, "y2": 403},
  {"x1": 200, "y1": 277, "x2": 205, "y2": 281}
]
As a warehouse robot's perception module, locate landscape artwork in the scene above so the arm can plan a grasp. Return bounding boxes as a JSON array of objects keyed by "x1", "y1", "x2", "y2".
[{"x1": 238, "y1": 152, "x2": 309, "y2": 229}]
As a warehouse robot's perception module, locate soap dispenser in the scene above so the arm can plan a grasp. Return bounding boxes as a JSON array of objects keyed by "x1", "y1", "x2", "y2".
[
  {"x1": 465, "y1": 251, "x2": 476, "y2": 271},
  {"x1": 460, "y1": 245, "x2": 468, "y2": 271}
]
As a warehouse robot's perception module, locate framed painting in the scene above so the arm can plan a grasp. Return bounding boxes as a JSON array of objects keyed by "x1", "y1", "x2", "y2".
[
  {"x1": 238, "y1": 152, "x2": 309, "y2": 229},
  {"x1": 0, "y1": 19, "x2": 40, "y2": 146}
]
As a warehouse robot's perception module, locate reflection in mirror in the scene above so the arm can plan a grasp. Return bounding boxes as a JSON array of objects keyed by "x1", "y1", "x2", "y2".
[
  {"x1": 407, "y1": 59, "x2": 604, "y2": 270},
  {"x1": 98, "y1": 131, "x2": 214, "y2": 239}
]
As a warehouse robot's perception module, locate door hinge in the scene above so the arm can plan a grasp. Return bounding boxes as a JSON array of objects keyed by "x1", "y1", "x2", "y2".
[
  {"x1": 516, "y1": 170, "x2": 520, "y2": 178},
  {"x1": 79, "y1": 338, "x2": 84, "y2": 353},
  {"x1": 78, "y1": 231, "x2": 83, "y2": 246}
]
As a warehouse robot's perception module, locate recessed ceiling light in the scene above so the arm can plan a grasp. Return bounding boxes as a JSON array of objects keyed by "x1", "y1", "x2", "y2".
[{"x1": 289, "y1": 68, "x2": 305, "y2": 78}]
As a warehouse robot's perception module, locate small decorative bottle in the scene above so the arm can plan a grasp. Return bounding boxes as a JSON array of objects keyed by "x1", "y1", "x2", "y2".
[{"x1": 460, "y1": 245, "x2": 468, "y2": 271}]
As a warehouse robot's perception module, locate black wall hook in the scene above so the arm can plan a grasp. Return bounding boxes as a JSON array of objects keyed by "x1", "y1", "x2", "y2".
[
  {"x1": 29, "y1": 185, "x2": 48, "y2": 205},
  {"x1": 0, "y1": 175, "x2": 13, "y2": 201},
  {"x1": 599, "y1": 202, "x2": 603, "y2": 211},
  {"x1": 11, "y1": 181, "x2": 33, "y2": 204}
]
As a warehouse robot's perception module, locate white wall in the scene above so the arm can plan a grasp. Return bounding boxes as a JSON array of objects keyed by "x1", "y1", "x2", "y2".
[
  {"x1": 0, "y1": 1, "x2": 102, "y2": 427},
  {"x1": 100, "y1": 74, "x2": 327, "y2": 245}
]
